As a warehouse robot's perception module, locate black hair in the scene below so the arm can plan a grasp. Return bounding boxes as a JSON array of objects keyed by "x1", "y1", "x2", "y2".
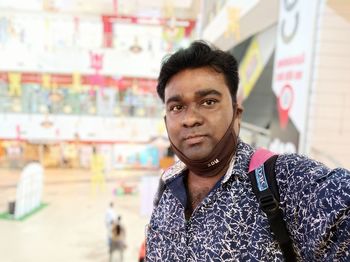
[
  {"x1": 114, "y1": 216, "x2": 122, "y2": 235},
  {"x1": 113, "y1": 224, "x2": 121, "y2": 236},
  {"x1": 157, "y1": 40, "x2": 239, "y2": 103}
]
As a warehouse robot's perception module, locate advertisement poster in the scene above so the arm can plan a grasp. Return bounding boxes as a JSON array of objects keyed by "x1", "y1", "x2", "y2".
[{"x1": 270, "y1": 0, "x2": 323, "y2": 153}]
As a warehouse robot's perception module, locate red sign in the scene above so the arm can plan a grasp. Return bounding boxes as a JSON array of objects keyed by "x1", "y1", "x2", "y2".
[{"x1": 277, "y1": 84, "x2": 294, "y2": 129}]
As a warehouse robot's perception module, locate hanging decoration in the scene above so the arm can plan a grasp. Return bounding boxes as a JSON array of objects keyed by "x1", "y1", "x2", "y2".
[
  {"x1": 42, "y1": 73, "x2": 51, "y2": 89},
  {"x1": 8, "y1": 72, "x2": 22, "y2": 96},
  {"x1": 89, "y1": 74, "x2": 105, "y2": 96},
  {"x1": 89, "y1": 51, "x2": 105, "y2": 96},
  {"x1": 72, "y1": 72, "x2": 82, "y2": 93},
  {"x1": 102, "y1": 15, "x2": 114, "y2": 48},
  {"x1": 225, "y1": 7, "x2": 240, "y2": 40}
]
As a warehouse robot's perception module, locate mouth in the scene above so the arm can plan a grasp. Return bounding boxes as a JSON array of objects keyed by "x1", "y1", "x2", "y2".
[{"x1": 183, "y1": 134, "x2": 207, "y2": 145}]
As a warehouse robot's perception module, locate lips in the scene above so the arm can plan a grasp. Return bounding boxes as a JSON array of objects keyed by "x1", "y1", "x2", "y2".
[{"x1": 183, "y1": 134, "x2": 206, "y2": 145}]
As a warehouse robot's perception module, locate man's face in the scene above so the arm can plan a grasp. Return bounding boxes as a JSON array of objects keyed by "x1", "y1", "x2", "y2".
[{"x1": 164, "y1": 67, "x2": 241, "y2": 160}]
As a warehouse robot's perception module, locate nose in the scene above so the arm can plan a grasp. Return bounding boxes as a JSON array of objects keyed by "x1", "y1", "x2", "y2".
[{"x1": 181, "y1": 104, "x2": 203, "y2": 128}]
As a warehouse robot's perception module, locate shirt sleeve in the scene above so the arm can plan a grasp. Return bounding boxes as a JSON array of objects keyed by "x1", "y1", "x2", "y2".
[{"x1": 275, "y1": 154, "x2": 350, "y2": 261}]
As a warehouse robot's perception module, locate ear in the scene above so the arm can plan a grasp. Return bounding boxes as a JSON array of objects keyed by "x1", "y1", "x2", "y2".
[
  {"x1": 236, "y1": 104, "x2": 243, "y2": 119},
  {"x1": 234, "y1": 104, "x2": 244, "y2": 135}
]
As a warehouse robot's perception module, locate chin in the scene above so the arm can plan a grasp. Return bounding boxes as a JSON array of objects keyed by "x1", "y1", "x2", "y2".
[{"x1": 182, "y1": 147, "x2": 211, "y2": 161}]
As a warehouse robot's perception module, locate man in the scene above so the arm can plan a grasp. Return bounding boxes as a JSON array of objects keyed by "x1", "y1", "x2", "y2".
[
  {"x1": 146, "y1": 41, "x2": 350, "y2": 261},
  {"x1": 105, "y1": 202, "x2": 117, "y2": 255}
]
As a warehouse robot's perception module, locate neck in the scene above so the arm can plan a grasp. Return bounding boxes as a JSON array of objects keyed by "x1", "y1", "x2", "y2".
[
  {"x1": 186, "y1": 170, "x2": 220, "y2": 196},
  {"x1": 185, "y1": 166, "x2": 228, "y2": 220}
]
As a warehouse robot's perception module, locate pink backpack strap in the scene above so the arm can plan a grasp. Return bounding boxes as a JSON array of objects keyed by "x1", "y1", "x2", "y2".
[{"x1": 249, "y1": 148, "x2": 276, "y2": 172}]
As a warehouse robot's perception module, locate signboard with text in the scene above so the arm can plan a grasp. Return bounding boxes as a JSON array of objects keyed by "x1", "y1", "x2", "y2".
[{"x1": 270, "y1": 0, "x2": 323, "y2": 153}]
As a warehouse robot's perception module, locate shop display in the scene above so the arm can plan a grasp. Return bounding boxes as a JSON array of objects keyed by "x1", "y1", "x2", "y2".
[{"x1": 0, "y1": 9, "x2": 195, "y2": 171}]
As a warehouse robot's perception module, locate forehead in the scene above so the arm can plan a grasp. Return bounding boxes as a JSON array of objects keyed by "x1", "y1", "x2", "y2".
[{"x1": 164, "y1": 67, "x2": 230, "y2": 101}]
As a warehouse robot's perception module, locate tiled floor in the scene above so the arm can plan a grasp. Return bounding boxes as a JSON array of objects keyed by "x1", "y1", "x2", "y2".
[{"x1": 0, "y1": 168, "x2": 153, "y2": 262}]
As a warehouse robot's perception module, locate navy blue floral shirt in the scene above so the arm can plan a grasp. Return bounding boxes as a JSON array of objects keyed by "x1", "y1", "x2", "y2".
[{"x1": 146, "y1": 140, "x2": 350, "y2": 261}]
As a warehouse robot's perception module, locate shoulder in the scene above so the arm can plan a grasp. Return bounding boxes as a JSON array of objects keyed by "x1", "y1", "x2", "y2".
[
  {"x1": 274, "y1": 153, "x2": 350, "y2": 203},
  {"x1": 275, "y1": 153, "x2": 349, "y2": 183},
  {"x1": 274, "y1": 153, "x2": 330, "y2": 196},
  {"x1": 273, "y1": 154, "x2": 350, "y2": 258},
  {"x1": 275, "y1": 153, "x2": 330, "y2": 182}
]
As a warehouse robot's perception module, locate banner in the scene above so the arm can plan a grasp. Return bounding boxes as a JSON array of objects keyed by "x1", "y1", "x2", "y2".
[
  {"x1": 270, "y1": 0, "x2": 323, "y2": 153},
  {"x1": 239, "y1": 36, "x2": 263, "y2": 100}
]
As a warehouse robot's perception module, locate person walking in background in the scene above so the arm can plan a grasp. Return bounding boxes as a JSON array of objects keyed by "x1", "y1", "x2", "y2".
[
  {"x1": 110, "y1": 216, "x2": 126, "y2": 262},
  {"x1": 105, "y1": 201, "x2": 117, "y2": 258},
  {"x1": 146, "y1": 41, "x2": 350, "y2": 261},
  {"x1": 90, "y1": 146, "x2": 106, "y2": 194}
]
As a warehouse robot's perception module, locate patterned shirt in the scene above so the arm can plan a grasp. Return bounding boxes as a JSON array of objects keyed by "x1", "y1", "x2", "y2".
[{"x1": 146, "y1": 140, "x2": 350, "y2": 261}]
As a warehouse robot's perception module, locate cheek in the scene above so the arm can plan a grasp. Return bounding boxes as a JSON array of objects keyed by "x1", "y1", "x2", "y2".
[{"x1": 165, "y1": 120, "x2": 180, "y2": 141}]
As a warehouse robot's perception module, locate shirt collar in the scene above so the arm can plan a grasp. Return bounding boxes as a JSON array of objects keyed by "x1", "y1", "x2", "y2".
[{"x1": 222, "y1": 139, "x2": 254, "y2": 183}]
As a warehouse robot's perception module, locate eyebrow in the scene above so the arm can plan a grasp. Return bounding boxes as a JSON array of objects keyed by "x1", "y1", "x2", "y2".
[
  {"x1": 165, "y1": 89, "x2": 222, "y2": 105},
  {"x1": 165, "y1": 95, "x2": 182, "y2": 105},
  {"x1": 194, "y1": 89, "x2": 222, "y2": 99}
]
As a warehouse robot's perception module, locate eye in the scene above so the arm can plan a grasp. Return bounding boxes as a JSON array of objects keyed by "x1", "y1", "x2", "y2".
[
  {"x1": 169, "y1": 104, "x2": 183, "y2": 112},
  {"x1": 202, "y1": 99, "x2": 217, "y2": 106}
]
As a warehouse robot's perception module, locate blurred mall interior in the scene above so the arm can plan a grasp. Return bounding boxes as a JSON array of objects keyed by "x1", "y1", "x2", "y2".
[{"x1": 0, "y1": 0, "x2": 349, "y2": 261}]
